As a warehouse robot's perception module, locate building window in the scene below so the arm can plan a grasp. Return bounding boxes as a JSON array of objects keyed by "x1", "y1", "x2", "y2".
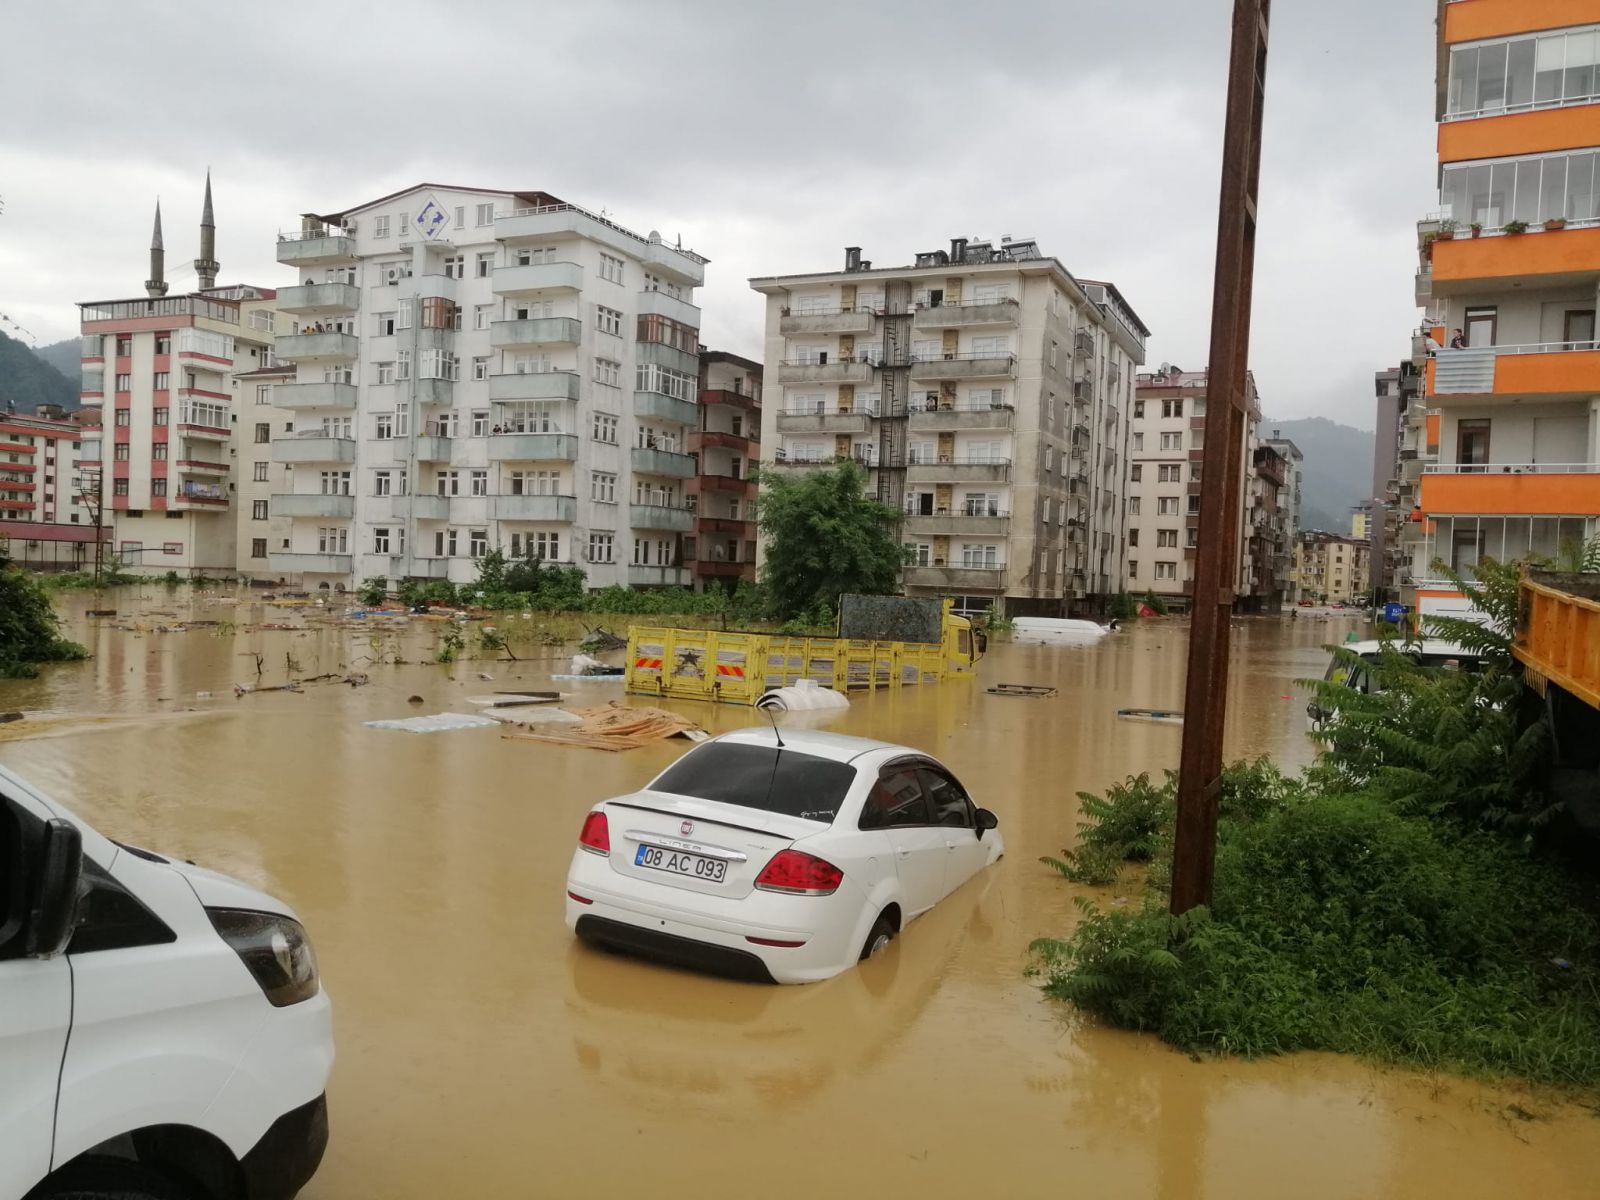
[
  {"x1": 472, "y1": 356, "x2": 490, "y2": 382},
  {"x1": 1158, "y1": 464, "x2": 1181, "y2": 482},
  {"x1": 254, "y1": 423, "x2": 270, "y2": 443},
  {"x1": 251, "y1": 538, "x2": 266, "y2": 558},
  {"x1": 469, "y1": 529, "x2": 488, "y2": 558},
  {"x1": 154, "y1": 332, "x2": 170, "y2": 354},
  {"x1": 470, "y1": 410, "x2": 489, "y2": 437},
  {"x1": 591, "y1": 471, "x2": 616, "y2": 503},
  {"x1": 153, "y1": 407, "x2": 168, "y2": 426},
  {"x1": 1159, "y1": 432, "x2": 1183, "y2": 451},
  {"x1": 115, "y1": 373, "x2": 131, "y2": 391},
  {"x1": 598, "y1": 253, "x2": 624, "y2": 284},
  {"x1": 588, "y1": 532, "x2": 614, "y2": 563},
  {"x1": 1129, "y1": 559, "x2": 1139, "y2": 578},
  {"x1": 256, "y1": 384, "x2": 273, "y2": 405},
  {"x1": 151, "y1": 442, "x2": 167, "y2": 460},
  {"x1": 374, "y1": 470, "x2": 393, "y2": 496},
  {"x1": 153, "y1": 371, "x2": 170, "y2": 390},
  {"x1": 593, "y1": 358, "x2": 621, "y2": 387},
  {"x1": 375, "y1": 414, "x2": 394, "y2": 440},
  {"x1": 1130, "y1": 464, "x2": 1142, "y2": 482},
  {"x1": 470, "y1": 470, "x2": 488, "y2": 497},
  {"x1": 1128, "y1": 529, "x2": 1140, "y2": 547},
  {"x1": 1134, "y1": 400, "x2": 1145, "y2": 419},
  {"x1": 475, "y1": 252, "x2": 494, "y2": 278},
  {"x1": 1157, "y1": 497, "x2": 1179, "y2": 516},
  {"x1": 376, "y1": 361, "x2": 395, "y2": 385},
  {"x1": 253, "y1": 461, "x2": 269, "y2": 482},
  {"x1": 375, "y1": 215, "x2": 391, "y2": 238},
  {"x1": 437, "y1": 470, "x2": 460, "y2": 497},
  {"x1": 592, "y1": 412, "x2": 618, "y2": 444},
  {"x1": 476, "y1": 202, "x2": 495, "y2": 226},
  {"x1": 1155, "y1": 561, "x2": 1177, "y2": 580},
  {"x1": 113, "y1": 479, "x2": 129, "y2": 497},
  {"x1": 1162, "y1": 399, "x2": 1183, "y2": 418},
  {"x1": 474, "y1": 305, "x2": 491, "y2": 331},
  {"x1": 113, "y1": 444, "x2": 130, "y2": 461},
  {"x1": 596, "y1": 306, "x2": 623, "y2": 336},
  {"x1": 252, "y1": 499, "x2": 268, "y2": 520},
  {"x1": 150, "y1": 479, "x2": 167, "y2": 498},
  {"x1": 443, "y1": 255, "x2": 464, "y2": 279},
  {"x1": 1157, "y1": 529, "x2": 1178, "y2": 548},
  {"x1": 373, "y1": 528, "x2": 391, "y2": 554},
  {"x1": 317, "y1": 526, "x2": 348, "y2": 553}
]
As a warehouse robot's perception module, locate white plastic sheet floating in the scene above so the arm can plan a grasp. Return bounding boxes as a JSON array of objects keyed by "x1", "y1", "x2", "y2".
[
  {"x1": 365, "y1": 712, "x2": 501, "y2": 734},
  {"x1": 756, "y1": 679, "x2": 851, "y2": 712},
  {"x1": 1011, "y1": 617, "x2": 1119, "y2": 644}
]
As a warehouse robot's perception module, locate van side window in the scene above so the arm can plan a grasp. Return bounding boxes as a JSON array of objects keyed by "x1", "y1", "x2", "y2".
[
  {"x1": 859, "y1": 769, "x2": 932, "y2": 830},
  {"x1": 66, "y1": 860, "x2": 176, "y2": 955}
]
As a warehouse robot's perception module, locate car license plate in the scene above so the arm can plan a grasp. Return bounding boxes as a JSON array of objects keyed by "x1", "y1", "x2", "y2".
[{"x1": 635, "y1": 844, "x2": 728, "y2": 883}]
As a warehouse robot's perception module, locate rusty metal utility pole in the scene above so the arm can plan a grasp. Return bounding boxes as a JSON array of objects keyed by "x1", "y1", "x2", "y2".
[{"x1": 1170, "y1": 0, "x2": 1270, "y2": 916}]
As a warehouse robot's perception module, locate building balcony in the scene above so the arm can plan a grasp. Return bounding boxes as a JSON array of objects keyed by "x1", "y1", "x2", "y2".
[
  {"x1": 694, "y1": 558, "x2": 754, "y2": 578},
  {"x1": 405, "y1": 557, "x2": 452, "y2": 579},
  {"x1": 776, "y1": 408, "x2": 874, "y2": 435},
  {"x1": 903, "y1": 512, "x2": 1011, "y2": 538},
  {"x1": 273, "y1": 382, "x2": 358, "y2": 410},
  {"x1": 634, "y1": 390, "x2": 698, "y2": 426},
  {"x1": 637, "y1": 290, "x2": 701, "y2": 327},
  {"x1": 906, "y1": 459, "x2": 1013, "y2": 484},
  {"x1": 630, "y1": 503, "x2": 695, "y2": 532},
  {"x1": 1431, "y1": 225, "x2": 1600, "y2": 293},
  {"x1": 689, "y1": 430, "x2": 757, "y2": 454},
  {"x1": 631, "y1": 446, "x2": 696, "y2": 478},
  {"x1": 903, "y1": 564, "x2": 1007, "y2": 591},
  {"x1": 175, "y1": 423, "x2": 230, "y2": 443},
  {"x1": 908, "y1": 354, "x2": 1017, "y2": 381},
  {"x1": 414, "y1": 435, "x2": 452, "y2": 463},
  {"x1": 700, "y1": 388, "x2": 759, "y2": 411},
  {"x1": 410, "y1": 494, "x2": 450, "y2": 520},
  {"x1": 638, "y1": 342, "x2": 701, "y2": 378},
  {"x1": 271, "y1": 493, "x2": 355, "y2": 519},
  {"x1": 1428, "y1": 344, "x2": 1600, "y2": 400},
  {"x1": 628, "y1": 564, "x2": 691, "y2": 588},
  {"x1": 174, "y1": 458, "x2": 229, "y2": 475},
  {"x1": 1419, "y1": 465, "x2": 1600, "y2": 516},
  {"x1": 271, "y1": 435, "x2": 357, "y2": 464},
  {"x1": 170, "y1": 484, "x2": 230, "y2": 510},
  {"x1": 491, "y1": 262, "x2": 584, "y2": 296},
  {"x1": 696, "y1": 470, "x2": 756, "y2": 494},
  {"x1": 493, "y1": 494, "x2": 578, "y2": 523},
  {"x1": 416, "y1": 378, "x2": 453, "y2": 406},
  {"x1": 275, "y1": 282, "x2": 361, "y2": 315},
  {"x1": 486, "y1": 433, "x2": 579, "y2": 462},
  {"x1": 776, "y1": 359, "x2": 874, "y2": 385},
  {"x1": 269, "y1": 551, "x2": 354, "y2": 574},
  {"x1": 275, "y1": 332, "x2": 359, "y2": 362},
  {"x1": 495, "y1": 203, "x2": 705, "y2": 286},
  {"x1": 907, "y1": 402, "x2": 1014, "y2": 432},
  {"x1": 488, "y1": 371, "x2": 581, "y2": 402},
  {"x1": 779, "y1": 309, "x2": 875, "y2": 336},
  {"x1": 1073, "y1": 330, "x2": 1094, "y2": 357},
  {"x1": 490, "y1": 316, "x2": 582, "y2": 350},
  {"x1": 911, "y1": 299, "x2": 1020, "y2": 329},
  {"x1": 275, "y1": 231, "x2": 356, "y2": 267}
]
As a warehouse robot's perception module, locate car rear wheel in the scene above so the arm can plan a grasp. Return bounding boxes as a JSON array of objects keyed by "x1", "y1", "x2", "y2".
[
  {"x1": 31, "y1": 1156, "x2": 199, "y2": 1200},
  {"x1": 860, "y1": 913, "x2": 896, "y2": 961}
]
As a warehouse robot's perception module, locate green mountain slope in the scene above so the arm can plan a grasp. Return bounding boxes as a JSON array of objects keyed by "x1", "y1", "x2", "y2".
[
  {"x1": 33, "y1": 338, "x2": 82, "y2": 386},
  {"x1": 1263, "y1": 416, "x2": 1376, "y2": 536},
  {"x1": 0, "y1": 331, "x2": 77, "y2": 414}
]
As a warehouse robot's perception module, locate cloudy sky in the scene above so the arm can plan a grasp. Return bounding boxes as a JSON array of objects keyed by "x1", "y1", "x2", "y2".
[{"x1": 1, "y1": 1, "x2": 1437, "y2": 429}]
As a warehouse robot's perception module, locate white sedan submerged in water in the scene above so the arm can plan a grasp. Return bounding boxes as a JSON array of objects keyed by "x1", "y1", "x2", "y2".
[{"x1": 565, "y1": 728, "x2": 1004, "y2": 984}]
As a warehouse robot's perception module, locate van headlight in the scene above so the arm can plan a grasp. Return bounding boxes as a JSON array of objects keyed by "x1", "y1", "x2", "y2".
[{"x1": 207, "y1": 908, "x2": 320, "y2": 1007}]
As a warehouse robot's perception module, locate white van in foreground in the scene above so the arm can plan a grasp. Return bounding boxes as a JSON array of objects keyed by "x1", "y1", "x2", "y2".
[{"x1": 0, "y1": 764, "x2": 332, "y2": 1200}]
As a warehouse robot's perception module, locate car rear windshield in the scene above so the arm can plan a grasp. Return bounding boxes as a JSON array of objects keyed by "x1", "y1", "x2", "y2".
[{"x1": 650, "y1": 743, "x2": 857, "y2": 823}]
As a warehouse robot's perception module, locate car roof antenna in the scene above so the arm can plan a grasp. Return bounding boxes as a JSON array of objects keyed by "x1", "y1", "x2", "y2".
[{"x1": 763, "y1": 701, "x2": 786, "y2": 748}]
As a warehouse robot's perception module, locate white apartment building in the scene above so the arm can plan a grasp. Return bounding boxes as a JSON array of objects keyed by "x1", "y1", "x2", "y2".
[
  {"x1": 268, "y1": 185, "x2": 707, "y2": 590},
  {"x1": 1126, "y1": 367, "x2": 1277, "y2": 609},
  {"x1": 751, "y1": 239, "x2": 1147, "y2": 616}
]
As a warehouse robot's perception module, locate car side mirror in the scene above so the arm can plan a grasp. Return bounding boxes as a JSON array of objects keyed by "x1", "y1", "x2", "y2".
[
  {"x1": 25, "y1": 819, "x2": 83, "y2": 958},
  {"x1": 975, "y1": 808, "x2": 999, "y2": 839}
]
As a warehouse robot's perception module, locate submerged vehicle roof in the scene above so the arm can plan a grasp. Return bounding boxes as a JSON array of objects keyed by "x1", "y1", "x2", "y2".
[{"x1": 1338, "y1": 639, "x2": 1483, "y2": 658}]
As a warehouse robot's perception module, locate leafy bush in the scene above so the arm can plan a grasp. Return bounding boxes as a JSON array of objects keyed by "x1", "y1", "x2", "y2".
[
  {"x1": 0, "y1": 562, "x2": 89, "y2": 678},
  {"x1": 1107, "y1": 592, "x2": 1138, "y2": 621},
  {"x1": 358, "y1": 577, "x2": 388, "y2": 607},
  {"x1": 1142, "y1": 590, "x2": 1169, "y2": 616}
]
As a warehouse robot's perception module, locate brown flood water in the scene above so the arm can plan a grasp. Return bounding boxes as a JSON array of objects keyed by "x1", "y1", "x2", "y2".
[{"x1": 3, "y1": 590, "x2": 1598, "y2": 1199}]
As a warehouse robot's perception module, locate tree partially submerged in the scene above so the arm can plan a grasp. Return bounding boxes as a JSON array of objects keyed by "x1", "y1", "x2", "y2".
[
  {"x1": 0, "y1": 553, "x2": 88, "y2": 678},
  {"x1": 756, "y1": 461, "x2": 905, "y2": 619}
]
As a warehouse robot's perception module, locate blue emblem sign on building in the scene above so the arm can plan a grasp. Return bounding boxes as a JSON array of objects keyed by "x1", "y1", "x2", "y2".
[
  {"x1": 413, "y1": 197, "x2": 449, "y2": 241},
  {"x1": 1383, "y1": 602, "x2": 1406, "y2": 624}
]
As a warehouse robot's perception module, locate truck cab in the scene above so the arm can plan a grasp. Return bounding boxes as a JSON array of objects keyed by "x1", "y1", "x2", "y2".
[{"x1": 0, "y1": 765, "x2": 332, "y2": 1200}]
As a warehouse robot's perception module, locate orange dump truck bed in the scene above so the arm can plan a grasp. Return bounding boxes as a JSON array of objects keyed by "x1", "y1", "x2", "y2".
[{"x1": 1514, "y1": 572, "x2": 1600, "y2": 711}]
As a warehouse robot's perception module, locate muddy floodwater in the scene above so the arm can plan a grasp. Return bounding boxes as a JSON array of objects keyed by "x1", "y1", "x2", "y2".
[{"x1": 4, "y1": 590, "x2": 1599, "y2": 1199}]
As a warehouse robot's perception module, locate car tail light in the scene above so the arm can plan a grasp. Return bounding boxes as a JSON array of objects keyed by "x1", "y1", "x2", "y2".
[
  {"x1": 578, "y1": 811, "x2": 610, "y2": 856},
  {"x1": 746, "y1": 936, "x2": 807, "y2": 948},
  {"x1": 567, "y1": 891, "x2": 593, "y2": 906},
  {"x1": 755, "y1": 849, "x2": 843, "y2": 896}
]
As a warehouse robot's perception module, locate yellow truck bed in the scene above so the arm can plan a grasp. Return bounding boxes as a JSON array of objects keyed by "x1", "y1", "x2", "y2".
[{"x1": 1515, "y1": 573, "x2": 1600, "y2": 711}]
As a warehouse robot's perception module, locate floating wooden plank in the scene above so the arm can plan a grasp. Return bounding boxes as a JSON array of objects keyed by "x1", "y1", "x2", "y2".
[
  {"x1": 1118, "y1": 707, "x2": 1185, "y2": 725},
  {"x1": 987, "y1": 683, "x2": 1058, "y2": 698}
]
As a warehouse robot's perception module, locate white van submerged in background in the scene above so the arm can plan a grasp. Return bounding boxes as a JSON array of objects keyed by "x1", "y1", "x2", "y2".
[{"x1": 0, "y1": 764, "x2": 332, "y2": 1200}]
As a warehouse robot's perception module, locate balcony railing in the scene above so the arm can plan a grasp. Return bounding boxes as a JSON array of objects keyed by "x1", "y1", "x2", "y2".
[{"x1": 1422, "y1": 462, "x2": 1598, "y2": 475}]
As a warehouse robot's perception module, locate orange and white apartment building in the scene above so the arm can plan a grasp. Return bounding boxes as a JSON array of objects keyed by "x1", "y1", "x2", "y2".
[{"x1": 1412, "y1": 0, "x2": 1600, "y2": 616}]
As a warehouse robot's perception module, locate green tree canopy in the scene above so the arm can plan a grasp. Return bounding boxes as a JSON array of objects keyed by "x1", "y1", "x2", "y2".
[
  {"x1": 756, "y1": 461, "x2": 905, "y2": 619},
  {"x1": 0, "y1": 549, "x2": 87, "y2": 677}
]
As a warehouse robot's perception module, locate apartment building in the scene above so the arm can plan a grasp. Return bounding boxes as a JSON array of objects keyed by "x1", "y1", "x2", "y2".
[
  {"x1": 688, "y1": 350, "x2": 761, "y2": 591},
  {"x1": 1371, "y1": 359, "x2": 1426, "y2": 604},
  {"x1": 0, "y1": 409, "x2": 102, "y2": 571},
  {"x1": 77, "y1": 180, "x2": 289, "y2": 576},
  {"x1": 235, "y1": 358, "x2": 297, "y2": 581},
  {"x1": 1126, "y1": 367, "x2": 1295, "y2": 610},
  {"x1": 752, "y1": 239, "x2": 1147, "y2": 616},
  {"x1": 268, "y1": 184, "x2": 707, "y2": 590},
  {"x1": 1413, "y1": 0, "x2": 1600, "y2": 618},
  {"x1": 1294, "y1": 531, "x2": 1369, "y2": 606}
]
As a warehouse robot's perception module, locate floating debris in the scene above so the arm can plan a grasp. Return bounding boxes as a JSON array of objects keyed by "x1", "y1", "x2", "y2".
[
  {"x1": 987, "y1": 683, "x2": 1059, "y2": 698},
  {"x1": 1117, "y1": 707, "x2": 1184, "y2": 725},
  {"x1": 365, "y1": 712, "x2": 501, "y2": 734}
]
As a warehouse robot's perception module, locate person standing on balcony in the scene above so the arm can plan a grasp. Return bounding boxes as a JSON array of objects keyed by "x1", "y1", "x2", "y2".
[{"x1": 1449, "y1": 329, "x2": 1467, "y2": 349}]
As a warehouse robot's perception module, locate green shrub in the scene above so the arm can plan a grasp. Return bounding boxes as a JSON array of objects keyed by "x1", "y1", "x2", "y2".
[
  {"x1": 357, "y1": 576, "x2": 388, "y2": 607},
  {"x1": 0, "y1": 563, "x2": 89, "y2": 677},
  {"x1": 1107, "y1": 592, "x2": 1138, "y2": 620}
]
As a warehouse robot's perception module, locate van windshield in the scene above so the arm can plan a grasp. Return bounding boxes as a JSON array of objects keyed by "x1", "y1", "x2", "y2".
[{"x1": 650, "y1": 743, "x2": 857, "y2": 823}]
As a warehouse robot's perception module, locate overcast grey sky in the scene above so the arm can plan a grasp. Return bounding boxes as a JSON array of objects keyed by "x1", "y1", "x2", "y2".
[{"x1": 1, "y1": 1, "x2": 1437, "y2": 429}]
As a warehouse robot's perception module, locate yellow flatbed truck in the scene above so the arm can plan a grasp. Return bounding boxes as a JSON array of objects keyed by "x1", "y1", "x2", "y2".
[
  {"x1": 625, "y1": 594, "x2": 984, "y2": 706},
  {"x1": 1515, "y1": 569, "x2": 1600, "y2": 830}
]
